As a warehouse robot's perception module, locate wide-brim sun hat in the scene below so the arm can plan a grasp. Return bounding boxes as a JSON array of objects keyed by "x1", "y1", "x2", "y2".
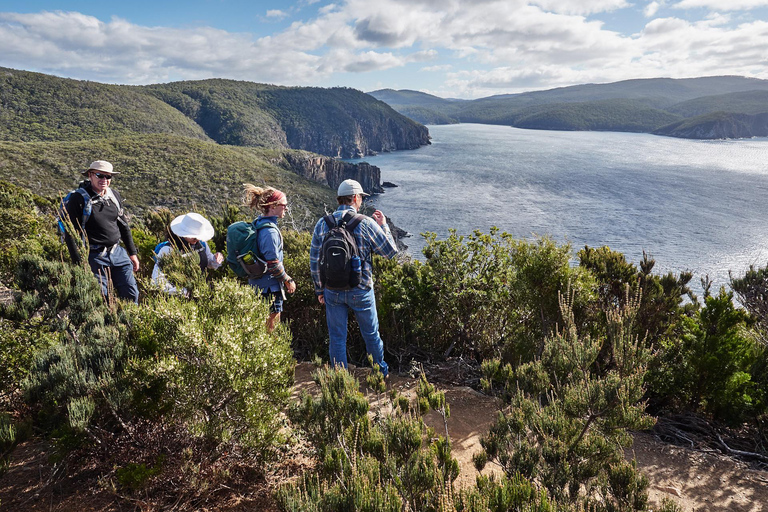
[
  {"x1": 337, "y1": 179, "x2": 369, "y2": 197},
  {"x1": 82, "y1": 160, "x2": 119, "y2": 176},
  {"x1": 170, "y1": 212, "x2": 215, "y2": 241}
]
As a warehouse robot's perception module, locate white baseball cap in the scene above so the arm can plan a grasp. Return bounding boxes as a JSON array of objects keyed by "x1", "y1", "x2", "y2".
[{"x1": 337, "y1": 179, "x2": 369, "y2": 197}]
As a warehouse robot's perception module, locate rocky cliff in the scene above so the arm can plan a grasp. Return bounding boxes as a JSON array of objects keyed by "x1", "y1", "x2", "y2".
[
  {"x1": 284, "y1": 120, "x2": 429, "y2": 158},
  {"x1": 282, "y1": 152, "x2": 383, "y2": 194},
  {"x1": 655, "y1": 112, "x2": 768, "y2": 139}
]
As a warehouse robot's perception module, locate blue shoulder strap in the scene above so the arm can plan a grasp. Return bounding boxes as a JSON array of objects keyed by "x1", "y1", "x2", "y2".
[
  {"x1": 76, "y1": 188, "x2": 92, "y2": 227},
  {"x1": 152, "y1": 241, "x2": 171, "y2": 262}
]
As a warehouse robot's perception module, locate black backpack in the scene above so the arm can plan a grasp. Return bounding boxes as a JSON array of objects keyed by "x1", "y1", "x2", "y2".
[{"x1": 320, "y1": 211, "x2": 364, "y2": 290}]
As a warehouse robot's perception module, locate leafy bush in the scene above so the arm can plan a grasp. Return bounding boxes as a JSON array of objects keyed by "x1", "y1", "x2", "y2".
[
  {"x1": 0, "y1": 180, "x2": 60, "y2": 284},
  {"x1": 6, "y1": 255, "x2": 132, "y2": 438},
  {"x1": 130, "y1": 276, "x2": 294, "y2": 449},
  {"x1": 280, "y1": 365, "x2": 460, "y2": 512},
  {"x1": 477, "y1": 289, "x2": 657, "y2": 510},
  {"x1": 649, "y1": 287, "x2": 762, "y2": 423},
  {"x1": 379, "y1": 230, "x2": 596, "y2": 364}
]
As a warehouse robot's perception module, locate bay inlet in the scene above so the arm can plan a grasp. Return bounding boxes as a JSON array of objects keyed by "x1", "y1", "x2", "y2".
[{"x1": 354, "y1": 123, "x2": 768, "y2": 294}]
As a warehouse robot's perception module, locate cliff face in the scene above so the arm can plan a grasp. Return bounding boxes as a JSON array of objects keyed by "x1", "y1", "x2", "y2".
[
  {"x1": 283, "y1": 117, "x2": 431, "y2": 158},
  {"x1": 282, "y1": 152, "x2": 383, "y2": 194}
]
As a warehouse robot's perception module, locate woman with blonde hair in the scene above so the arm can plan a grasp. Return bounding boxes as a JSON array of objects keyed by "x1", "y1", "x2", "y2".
[{"x1": 243, "y1": 184, "x2": 296, "y2": 332}]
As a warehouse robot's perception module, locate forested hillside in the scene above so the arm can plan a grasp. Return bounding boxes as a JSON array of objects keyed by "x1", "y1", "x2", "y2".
[
  {"x1": 0, "y1": 68, "x2": 209, "y2": 142},
  {"x1": 0, "y1": 67, "x2": 431, "y2": 220},
  {"x1": 0, "y1": 67, "x2": 430, "y2": 159},
  {"x1": 370, "y1": 76, "x2": 768, "y2": 139}
]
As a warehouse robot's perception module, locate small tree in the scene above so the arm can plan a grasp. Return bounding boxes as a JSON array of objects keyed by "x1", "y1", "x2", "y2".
[{"x1": 477, "y1": 287, "x2": 656, "y2": 510}]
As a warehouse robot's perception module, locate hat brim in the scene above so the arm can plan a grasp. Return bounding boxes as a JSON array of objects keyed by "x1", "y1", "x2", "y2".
[
  {"x1": 170, "y1": 216, "x2": 215, "y2": 242},
  {"x1": 83, "y1": 169, "x2": 120, "y2": 176}
]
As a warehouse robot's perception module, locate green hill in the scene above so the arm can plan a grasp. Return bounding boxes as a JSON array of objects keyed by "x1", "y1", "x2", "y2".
[
  {"x1": 0, "y1": 134, "x2": 337, "y2": 219},
  {"x1": 371, "y1": 76, "x2": 768, "y2": 139},
  {"x1": 665, "y1": 90, "x2": 768, "y2": 118},
  {"x1": 0, "y1": 68, "x2": 430, "y2": 159},
  {"x1": 654, "y1": 111, "x2": 768, "y2": 139},
  {"x1": 368, "y1": 89, "x2": 461, "y2": 125},
  {"x1": 509, "y1": 100, "x2": 681, "y2": 132},
  {"x1": 0, "y1": 67, "x2": 210, "y2": 142}
]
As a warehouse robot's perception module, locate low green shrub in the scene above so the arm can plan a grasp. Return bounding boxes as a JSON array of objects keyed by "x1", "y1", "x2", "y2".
[
  {"x1": 281, "y1": 365, "x2": 460, "y2": 512},
  {"x1": 0, "y1": 180, "x2": 60, "y2": 285},
  {"x1": 477, "y1": 289, "x2": 657, "y2": 510},
  {"x1": 130, "y1": 275, "x2": 294, "y2": 450}
]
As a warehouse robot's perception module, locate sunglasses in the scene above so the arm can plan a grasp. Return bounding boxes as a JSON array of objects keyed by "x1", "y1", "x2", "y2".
[{"x1": 91, "y1": 173, "x2": 113, "y2": 180}]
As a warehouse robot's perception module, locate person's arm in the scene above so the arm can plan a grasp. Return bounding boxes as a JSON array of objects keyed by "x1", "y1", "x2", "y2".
[
  {"x1": 202, "y1": 242, "x2": 223, "y2": 269},
  {"x1": 113, "y1": 190, "x2": 139, "y2": 271},
  {"x1": 259, "y1": 227, "x2": 292, "y2": 286},
  {"x1": 366, "y1": 215, "x2": 398, "y2": 259}
]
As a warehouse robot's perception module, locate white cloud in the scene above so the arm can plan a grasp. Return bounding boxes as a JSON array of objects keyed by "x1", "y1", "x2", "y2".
[
  {"x1": 0, "y1": 1, "x2": 767, "y2": 97},
  {"x1": 421, "y1": 64, "x2": 453, "y2": 72},
  {"x1": 0, "y1": 11, "x2": 324, "y2": 84},
  {"x1": 266, "y1": 10, "x2": 288, "y2": 19},
  {"x1": 644, "y1": 1, "x2": 661, "y2": 16},
  {"x1": 530, "y1": 0, "x2": 631, "y2": 15},
  {"x1": 673, "y1": 0, "x2": 768, "y2": 9}
]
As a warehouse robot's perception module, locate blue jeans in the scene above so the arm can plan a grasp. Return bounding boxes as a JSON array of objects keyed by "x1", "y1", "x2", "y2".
[
  {"x1": 324, "y1": 287, "x2": 389, "y2": 377},
  {"x1": 88, "y1": 245, "x2": 139, "y2": 303}
]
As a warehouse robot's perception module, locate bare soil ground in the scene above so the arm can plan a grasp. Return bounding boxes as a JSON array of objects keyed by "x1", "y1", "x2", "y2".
[{"x1": 2, "y1": 362, "x2": 767, "y2": 511}]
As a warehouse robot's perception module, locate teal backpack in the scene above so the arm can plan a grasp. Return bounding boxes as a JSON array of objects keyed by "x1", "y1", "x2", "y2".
[{"x1": 225, "y1": 219, "x2": 278, "y2": 279}]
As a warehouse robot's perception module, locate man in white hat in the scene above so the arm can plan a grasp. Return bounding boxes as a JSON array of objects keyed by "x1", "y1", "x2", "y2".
[
  {"x1": 63, "y1": 160, "x2": 140, "y2": 302},
  {"x1": 151, "y1": 212, "x2": 224, "y2": 294},
  {"x1": 309, "y1": 179, "x2": 398, "y2": 377}
]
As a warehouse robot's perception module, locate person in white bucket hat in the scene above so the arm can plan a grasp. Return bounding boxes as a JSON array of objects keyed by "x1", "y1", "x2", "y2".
[{"x1": 151, "y1": 212, "x2": 224, "y2": 294}]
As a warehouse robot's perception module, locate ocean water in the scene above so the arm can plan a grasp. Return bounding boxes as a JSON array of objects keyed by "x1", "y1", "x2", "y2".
[{"x1": 354, "y1": 123, "x2": 768, "y2": 294}]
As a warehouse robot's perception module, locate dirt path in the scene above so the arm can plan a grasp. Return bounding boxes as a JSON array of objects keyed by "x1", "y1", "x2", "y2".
[
  {"x1": 3, "y1": 363, "x2": 767, "y2": 511},
  {"x1": 296, "y1": 363, "x2": 768, "y2": 512}
]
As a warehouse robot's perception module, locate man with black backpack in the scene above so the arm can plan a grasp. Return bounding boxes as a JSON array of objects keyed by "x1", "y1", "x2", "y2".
[
  {"x1": 310, "y1": 179, "x2": 398, "y2": 377},
  {"x1": 61, "y1": 160, "x2": 140, "y2": 303}
]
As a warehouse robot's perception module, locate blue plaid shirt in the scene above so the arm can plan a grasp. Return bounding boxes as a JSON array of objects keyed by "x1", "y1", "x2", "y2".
[{"x1": 310, "y1": 205, "x2": 398, "y2": 295}]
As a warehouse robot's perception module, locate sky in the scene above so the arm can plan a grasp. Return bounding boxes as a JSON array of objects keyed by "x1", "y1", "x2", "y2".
[{"x1": 1, "y1": 0, "x2": 768, "y2": 98}]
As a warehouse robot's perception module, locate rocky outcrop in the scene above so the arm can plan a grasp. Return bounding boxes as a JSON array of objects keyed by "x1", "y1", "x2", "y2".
[
  {"x1": 655, "y1": 112, "x2": 768, "y2": 139},
  {"x1": 282, "y1": 152, "x2": 383, "y2": 194},
  {"x1": 284, "y1": 118, "x2": 430, "y2": 159}
]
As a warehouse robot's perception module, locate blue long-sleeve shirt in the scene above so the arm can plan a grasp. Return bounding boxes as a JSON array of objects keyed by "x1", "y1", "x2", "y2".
[
  {"x1": 310, "y1": 205, "x2": 398, "y2": 295},
  {"x1": 249, "y1": 215, "x2": 283, "y2": 293}
]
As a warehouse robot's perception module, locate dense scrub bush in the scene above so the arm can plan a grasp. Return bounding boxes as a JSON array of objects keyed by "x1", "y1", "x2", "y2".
[
  {"x1": 650, "y1": 285, "x2": 765, "y2": 424},
  {"x1": 578, "y1": 246, "x2": 695, "y2": 345},
  {"x1": 131, "y1": 271, "x2": 294, "y2": 449},
  {"x1": 477, "y1": 289, "x2": 661, "y2": 510},
  {"x1": 280, "y1": 365, "x2": 462, "y2": 512},
  {"x1": 379, "y1": 230, "x2": 596, "y2": 364},
  {"x1": 4, "y1": 255, "x2": 131, "y2": 438},
  {"x1": 0, "y1": 180, "x2": 60, "y2": 284}
]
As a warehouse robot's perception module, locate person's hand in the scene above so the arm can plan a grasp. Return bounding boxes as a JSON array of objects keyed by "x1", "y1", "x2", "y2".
[
  {"x1": 214, "y1": 252, "x2": 224, "y2": 264},
  {"x1": 317, "y1": 294, "x2": 325, "y2": 305},
  {"x1": 372, "y1": 210, "x2": 386, "y2": 227},
  {"x1": 285, "y1": 279, "x2": 297, "y2": 294},
  {"x1": 129, "y1": 254, "x2": 140, "y2": 272}
]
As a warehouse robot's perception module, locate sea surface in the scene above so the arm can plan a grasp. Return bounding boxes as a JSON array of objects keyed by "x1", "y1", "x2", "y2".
[{"x1": 354, "y1": 123, "x2": 768, "y2": 295}]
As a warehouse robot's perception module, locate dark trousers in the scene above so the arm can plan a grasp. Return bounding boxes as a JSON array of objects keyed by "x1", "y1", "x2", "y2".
[{"x1": 88, "y1": 245, "x2": 139, "y2": 303}]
